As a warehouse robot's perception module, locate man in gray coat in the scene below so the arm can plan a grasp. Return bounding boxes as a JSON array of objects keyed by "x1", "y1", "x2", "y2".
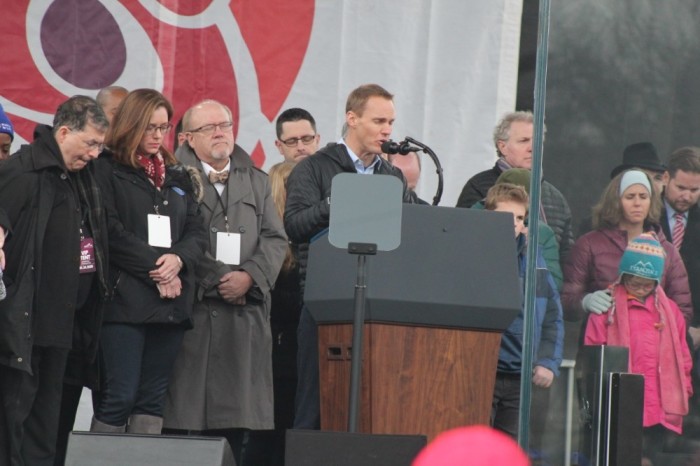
[{"x1": 163, "y1": 100, "x2": 287, "y2": 465}]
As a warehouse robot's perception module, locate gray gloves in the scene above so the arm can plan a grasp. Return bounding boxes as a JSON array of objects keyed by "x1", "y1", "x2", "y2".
[{"x1": 581, "y1": 290, "x2": 612, "y2": 315}]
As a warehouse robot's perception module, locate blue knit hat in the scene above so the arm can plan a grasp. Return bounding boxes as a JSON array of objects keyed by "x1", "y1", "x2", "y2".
[
  {"x1": 618, "y1": 233, "x2": 665, "y2": 283},
  {"x1": 0, "y1": 104, "x2": 14, "y2": 141}
]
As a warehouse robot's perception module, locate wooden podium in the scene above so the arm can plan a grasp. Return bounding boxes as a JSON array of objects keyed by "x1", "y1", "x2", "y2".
[
  {"x1": 306, "y1": 205, "x2": 522, "y2": 442},
  {"x1": 318, "y1": 323, "x2": 501, "y2": 440}
]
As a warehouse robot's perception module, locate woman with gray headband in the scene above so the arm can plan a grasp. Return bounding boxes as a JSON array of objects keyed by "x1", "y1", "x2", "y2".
[{"x1": 561, "y1": 169, "x2": 691, "y2": 324}]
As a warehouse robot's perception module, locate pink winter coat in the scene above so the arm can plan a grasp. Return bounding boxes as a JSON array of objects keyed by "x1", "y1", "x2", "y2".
[
  {"x1": 561, "y1": 228, "x2": 692, "y2": 323},
  {"x1": 584, "y1": 287, "x2": 692, "y2": 433}
]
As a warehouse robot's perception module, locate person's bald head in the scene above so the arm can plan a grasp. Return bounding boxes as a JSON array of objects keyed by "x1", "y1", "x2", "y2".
[
  {"x1": 183, "y1": 100, "x2": 235, "y2": 170},
  {"x1": 389, "y1": 151, "x2": 421, "y2": 190},
  {"x1": 96, "y1": 86, "x2": 128, "y2": 124}
]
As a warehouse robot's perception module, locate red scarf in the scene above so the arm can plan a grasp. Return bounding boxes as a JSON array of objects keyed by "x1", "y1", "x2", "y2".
[
  {"x1": 607, "y1": 284, "x2": 689, "y2": 416},
  {"x1": 137, "y1": 153, "x2": 165, "y2": 188}
]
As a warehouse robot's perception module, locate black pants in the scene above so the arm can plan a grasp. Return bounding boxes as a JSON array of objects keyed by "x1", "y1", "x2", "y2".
[
  {"x1": 643, "y1": 424, "x2": 676, "y2": 463},
  {"x1": 292, "y1": 306, "x2": 320, "y2": 429},
  {"x1": 54, "y1": 384, "x2": 100, "y2": 466},
  {"x1": 0, "y1": 346, "x2": 69, "y2": 466},
  {"x1": 246, "y1": 320, "x2": 300, "y2": 466},
  {"x1": 54, "y1": 383, "x2": 83, "y2": 466},
  {"x1": 491, "y1": 372, "x2": 521, "y2": 439}
]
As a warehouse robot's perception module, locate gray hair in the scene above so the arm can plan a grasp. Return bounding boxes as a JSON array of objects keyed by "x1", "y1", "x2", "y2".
[
  {"x1": 182, "y1": 99, "x2": 233, "y2": 131},
  {"x1": 53, "y1": 95, "x2": 109, "y2": 134},
  {"x1": 493, "y1": 111, "x2": 534, "y2": 157}
]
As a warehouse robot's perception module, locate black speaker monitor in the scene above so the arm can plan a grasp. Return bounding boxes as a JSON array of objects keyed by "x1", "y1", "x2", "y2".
[
  {"x1": 605, "y1": 372, "x2": 643, "y2": 466},
  {"x1": 285, "y1": 429, "x2": 427, "y2": 466},
  {"x1": 64, "y1": 432, "x2": 235, "y2": 466}
]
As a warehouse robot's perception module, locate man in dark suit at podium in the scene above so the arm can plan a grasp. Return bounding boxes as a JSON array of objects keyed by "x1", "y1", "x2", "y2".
[
  {"x1": 284, "y1": 83, "x2": 413, "y2": 429},
  {"x1": 659, "y1": 148, "x2": 700, "y2": 441}
]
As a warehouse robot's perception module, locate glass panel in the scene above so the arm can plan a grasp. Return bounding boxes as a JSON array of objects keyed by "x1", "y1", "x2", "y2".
[{"x1": 527, "y1": 1, "x2": 700, "y2": 465}]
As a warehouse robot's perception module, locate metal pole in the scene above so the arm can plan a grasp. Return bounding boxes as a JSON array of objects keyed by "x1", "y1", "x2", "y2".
[
  {"x1": 518, "y1": 0, "x2": 551, "y2": 451},
  {"x1": 563, "y1": 359, "x2": 575, "y2": 466},
  {"x1": 348, "y1": 254, "x2": 367, "y2": 432}
]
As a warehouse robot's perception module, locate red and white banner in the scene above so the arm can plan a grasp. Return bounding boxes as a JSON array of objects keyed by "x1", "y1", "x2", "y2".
[{"x1": 0, "y1": 0, "x2": 521, "y2": 205}]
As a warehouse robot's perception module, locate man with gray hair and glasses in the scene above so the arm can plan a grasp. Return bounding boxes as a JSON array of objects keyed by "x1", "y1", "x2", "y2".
[
  {"x1": 164, "y1": 99, "x2": 287, "y2": 465},
  {"x1": 0, "y1": 95, "x2": 110, "y2": 465}
]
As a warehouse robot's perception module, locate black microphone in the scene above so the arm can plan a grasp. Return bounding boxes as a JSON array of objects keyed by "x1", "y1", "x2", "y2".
[{"x1": 380, "y1": 139, "x2": 421, "y2": 155}]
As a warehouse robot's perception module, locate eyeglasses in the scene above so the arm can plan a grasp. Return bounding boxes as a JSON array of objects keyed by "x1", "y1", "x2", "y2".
[
  {"x1": 78, "y1": 137, "x2": 104, "y2": 153},
  {"x1": 145, "y1": 123, "x2": 173, "y2": 135},
  {"x1": 280, "y1": 135, "x2": 316, "y2": 147},
  {"x1": 70, "y1": 129, "x2": 105, "y2": 153},
  {"x1": 188, "y1": 121, "x2": 233, "y2": 135},
  {"x1": 624, "y1": 279, "x2": 656, "y2": 291}
]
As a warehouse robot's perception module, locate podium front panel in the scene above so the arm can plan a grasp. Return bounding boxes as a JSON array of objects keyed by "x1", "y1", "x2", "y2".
[
  {"x1": 306, "y1": 205, "x2": 521, "y2": 331},
  {"x1": 319, "y1": 323, "x2": 501, "y2": 441}
]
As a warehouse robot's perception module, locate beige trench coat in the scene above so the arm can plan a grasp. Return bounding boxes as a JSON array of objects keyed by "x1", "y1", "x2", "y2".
[{"x1": 163, "y1": 144, "x2": 287, "y2": 430}]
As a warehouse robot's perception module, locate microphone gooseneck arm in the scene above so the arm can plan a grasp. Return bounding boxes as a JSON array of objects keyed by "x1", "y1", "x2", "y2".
[{"x1": 403, "y1": 136, "x2": 444, "y2": 206}]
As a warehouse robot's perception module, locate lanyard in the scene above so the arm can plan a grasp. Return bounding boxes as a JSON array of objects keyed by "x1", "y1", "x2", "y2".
[
  {"x1": 213, "y1": 187, "x2": 230, "y2": 232},
  {"x1": 66, "y1": 171, "x2": 90, "y2": 240},
  {"x1": 152, "y1": 180, "x2": 168, "y2": 216}
]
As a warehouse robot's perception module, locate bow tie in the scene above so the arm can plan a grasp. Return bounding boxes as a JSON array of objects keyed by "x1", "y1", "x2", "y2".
[{"x1": 208, "y1": 170, "x2": 229, "y2": 184}]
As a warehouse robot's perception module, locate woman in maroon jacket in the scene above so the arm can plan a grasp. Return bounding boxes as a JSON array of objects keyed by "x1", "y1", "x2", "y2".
[{"x1": 562, "y1": 169, "x2": 691, "y2": 324}]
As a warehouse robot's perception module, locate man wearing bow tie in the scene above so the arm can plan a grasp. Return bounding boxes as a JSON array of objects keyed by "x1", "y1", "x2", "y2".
[{"x1": 163, "y1": 100, "x2": 287, "y2": 465}]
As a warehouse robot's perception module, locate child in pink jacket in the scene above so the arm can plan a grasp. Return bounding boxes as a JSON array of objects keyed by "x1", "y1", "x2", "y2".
[{"x1": 584, "y1": 232, "x2": 692, "y2": 460}]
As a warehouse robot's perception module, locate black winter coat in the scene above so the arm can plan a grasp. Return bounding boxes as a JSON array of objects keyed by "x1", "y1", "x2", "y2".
[
  {"x1": 284, "y1": 143, "x2": 413, "y2": 291},
  {"x1": 0, "y1": 126, "x2": 109, "y2": 373},
  {"x1": 94, "y1": 154, "x2": 207, "y2": 325}
]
